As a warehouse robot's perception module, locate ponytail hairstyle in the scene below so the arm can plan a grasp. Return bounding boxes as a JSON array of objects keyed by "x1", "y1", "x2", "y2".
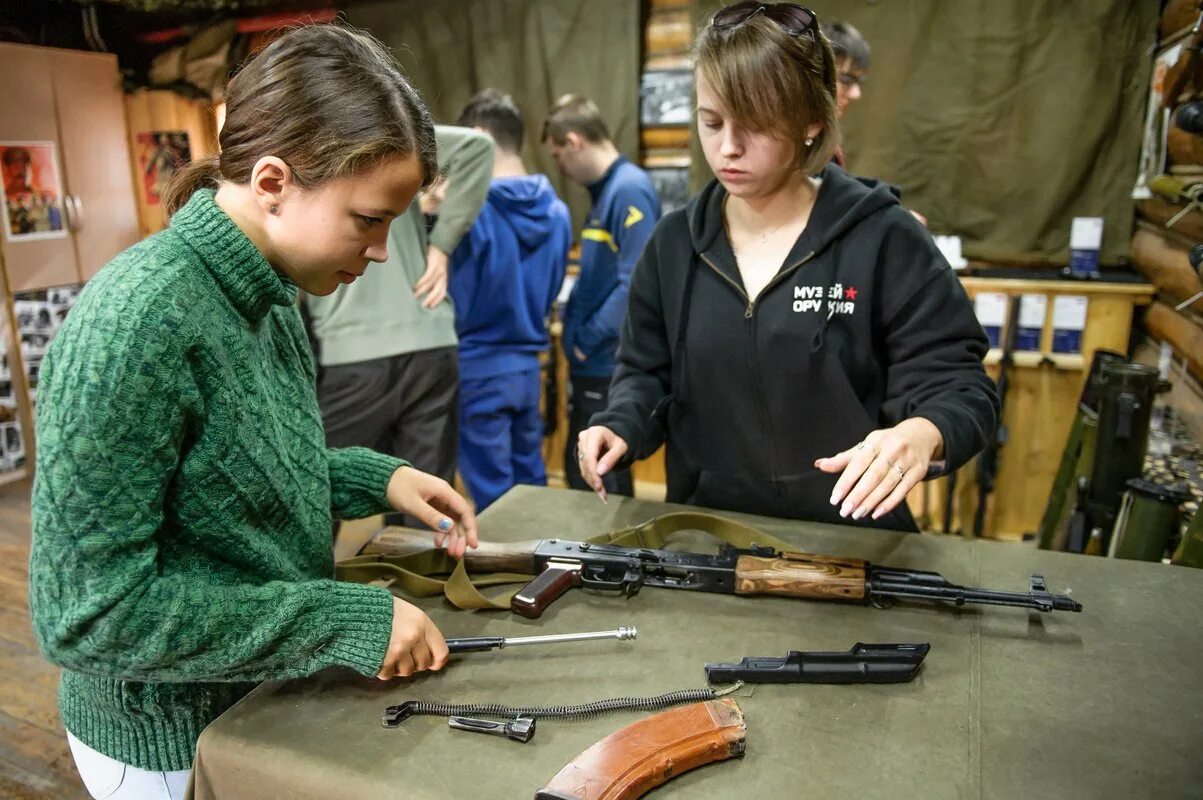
[{"x1": 163, "y1": 24, "x2": 437, "y2": 215}]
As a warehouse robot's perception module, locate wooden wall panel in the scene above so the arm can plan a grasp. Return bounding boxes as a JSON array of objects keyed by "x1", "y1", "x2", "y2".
[
  {"x1": 1161, "y1": 0, "x2": 1199, "y2": 44},
  {"x1": 1131, "y1": 223, "x2": 1203, "y2": 303}
]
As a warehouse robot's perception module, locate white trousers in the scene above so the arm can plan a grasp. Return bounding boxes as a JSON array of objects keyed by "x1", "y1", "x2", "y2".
[{"x1": 66, "y1": 731, "x2": 191, "y2": 800}]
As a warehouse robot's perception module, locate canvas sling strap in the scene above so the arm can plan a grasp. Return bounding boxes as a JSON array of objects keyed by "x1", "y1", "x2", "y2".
[{"x1": 335, "y1": 511, "x2": 798, "y2": 611}]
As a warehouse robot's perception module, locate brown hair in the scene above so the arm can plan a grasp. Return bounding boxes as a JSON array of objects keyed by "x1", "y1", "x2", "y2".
[
  {"x1": 694, "y1": 9, "x2": 839, "y2": 174},
  {"x1": 541, "y1": 94, "x2": 611, "y2": 146},
  {"x1": 822, "y1": 19, "x2": 871, "y2": 72},
  {"x1": 457, "y1": 88, "x2": 524, "y2": 153},
  {"x1": 163, "y1": 24, "x2": 437, "y2": 215}
]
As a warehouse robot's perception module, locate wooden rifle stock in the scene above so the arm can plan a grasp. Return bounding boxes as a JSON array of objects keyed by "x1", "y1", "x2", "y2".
[{"x1": 534, "y1": 699, "x2": 746, "y2": 800}]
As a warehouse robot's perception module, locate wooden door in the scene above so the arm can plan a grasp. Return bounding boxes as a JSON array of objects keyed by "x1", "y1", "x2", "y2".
[{"x1": 0, "y1": 43, "x2": 79, "y2": 291}]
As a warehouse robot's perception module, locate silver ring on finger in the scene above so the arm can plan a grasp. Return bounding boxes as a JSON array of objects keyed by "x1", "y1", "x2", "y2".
[{"x1": 893, "y1": 462, "x2": 906, "y2": 481}]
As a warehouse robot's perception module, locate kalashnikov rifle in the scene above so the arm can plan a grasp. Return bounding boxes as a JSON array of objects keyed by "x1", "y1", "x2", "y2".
[{"x1": 359, "y1": 528, "x2": 1083, "y2": 617}]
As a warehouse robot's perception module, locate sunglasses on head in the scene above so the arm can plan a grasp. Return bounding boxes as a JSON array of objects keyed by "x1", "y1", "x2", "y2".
[{"x1": 711, "y1": 2, "x2": 818, "y2": 38}]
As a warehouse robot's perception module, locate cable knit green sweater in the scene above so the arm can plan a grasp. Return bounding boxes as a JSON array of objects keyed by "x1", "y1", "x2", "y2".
[{"x1": 29, "y1": 189, "x2": 401, "y2": 772}]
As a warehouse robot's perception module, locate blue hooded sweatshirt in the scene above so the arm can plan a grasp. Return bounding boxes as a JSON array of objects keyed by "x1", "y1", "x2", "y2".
[{"x1": 450, "y1": 174, "x2": 571, "y2": 381}]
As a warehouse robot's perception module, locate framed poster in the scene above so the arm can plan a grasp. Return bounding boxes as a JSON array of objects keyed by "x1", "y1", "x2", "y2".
[
  {"x1": 136, "y1": 131, "x2": 192, "y2": 206},
  {"x1": 0, "y1": 421, "x2": 24, "y2": 471},
  {"x1": 0, "y1": 141, "x2": 68, "y2": 242},
  {"x1": 13, "y1": 284, "x2": 82, "y2": 402},
  {"x1": 641, "y1": 70, "x2": 694, "y2": 126}
]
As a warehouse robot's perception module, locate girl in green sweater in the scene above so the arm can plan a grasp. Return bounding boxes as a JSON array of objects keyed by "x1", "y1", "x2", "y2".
[{"x1": 28, "y1": 24, "x2": 477, "y2": 799}]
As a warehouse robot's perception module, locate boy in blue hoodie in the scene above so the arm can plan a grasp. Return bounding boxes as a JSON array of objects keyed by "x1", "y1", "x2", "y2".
[{"x1": 450, "y1": 90, "x2": 572, "y2": 510}]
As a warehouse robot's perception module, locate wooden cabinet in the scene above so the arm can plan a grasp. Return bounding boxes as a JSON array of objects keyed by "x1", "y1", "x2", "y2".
[
  {"x1": 50, "y1": 48, "x2": 141, "y2": 280},
  {"x1": 0, "y1": 42, "x2": 139, "y2": 289},
  {"x1": 0, "y1": 44, "x2": 77, "y2": 290},
  {"x1": 0, "y1": 43, "x2": 140, "y2": 482}
]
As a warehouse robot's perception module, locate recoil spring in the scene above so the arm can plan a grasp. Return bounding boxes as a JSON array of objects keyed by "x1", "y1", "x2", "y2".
[{"x1": 381, "y1": 681, "x2": 743, "y2": 728}]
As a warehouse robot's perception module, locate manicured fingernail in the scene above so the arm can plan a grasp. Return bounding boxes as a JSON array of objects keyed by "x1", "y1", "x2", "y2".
[
  {"x1": 438, "y1": 519, "x2": 452, "y2": 532},
  {"x1": 852, "y1": 507, "x2": 866, "y2": 520},
  {"x1": 839, "y1": 502, "x2": 852, "y2": 517},
  {"x1": 830, "y1": 492, "x2": 840, "y2": 505}
]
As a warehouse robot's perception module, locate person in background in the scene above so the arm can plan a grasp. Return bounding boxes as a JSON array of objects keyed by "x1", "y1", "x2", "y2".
[
  {"x1": 29, "y1": 25, "x2": 477, "y2": 799},
  {"x1": 542, "y1": 94, "x2": 660, "y2": 498},
  {"x1": 2, "y1": 146, "x2": 32, "y2": 198},
  {"x1": 44, "y1": 192, "x2": 62, "y2": 231},
  {"x1": 577, "y1": 2, "x2": 997, "y2": 528},
  {"x1": 822, "y1": 17, "x2": 927, "y2": 225},
  {"x1": 821, "y1": 19, "x2": 870, "y2": 166},
  {"x1": 305, "y1": 122, "x2": 493, "y2": 528},
  {"x1": 449, "y1": 89, "x2": 572, "y2": 510}
]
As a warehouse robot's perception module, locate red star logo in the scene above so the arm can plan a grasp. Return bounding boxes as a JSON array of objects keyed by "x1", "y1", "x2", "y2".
[{"x1": 844, "y1": 286, "x2": 858, "y2": 300}]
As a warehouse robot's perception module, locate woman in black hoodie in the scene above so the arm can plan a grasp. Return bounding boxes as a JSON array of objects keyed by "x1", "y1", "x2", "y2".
[{"x1": 577, "y1": 2, "x2": 998, "y2": 532}]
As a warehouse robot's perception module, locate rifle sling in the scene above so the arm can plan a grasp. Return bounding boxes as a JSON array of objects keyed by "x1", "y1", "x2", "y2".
[{"x1": 334, "y1": 511, "x2": 798, "y2": 611}]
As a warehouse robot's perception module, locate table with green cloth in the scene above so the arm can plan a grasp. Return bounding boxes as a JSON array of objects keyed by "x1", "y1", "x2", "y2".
[{"x1": 187, "y1": 486, "x2": 1203, "y2": 799}]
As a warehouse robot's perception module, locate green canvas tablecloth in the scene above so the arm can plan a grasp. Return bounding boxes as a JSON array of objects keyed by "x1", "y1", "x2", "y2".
[{"x1": 187, "y1": 486, "x2": 1203, "y2": 799}]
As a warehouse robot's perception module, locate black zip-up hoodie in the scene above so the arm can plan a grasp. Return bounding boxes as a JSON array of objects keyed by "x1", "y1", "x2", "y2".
[{"x1": 592, "y1": 165, "x2": 999, "y2": 532}]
